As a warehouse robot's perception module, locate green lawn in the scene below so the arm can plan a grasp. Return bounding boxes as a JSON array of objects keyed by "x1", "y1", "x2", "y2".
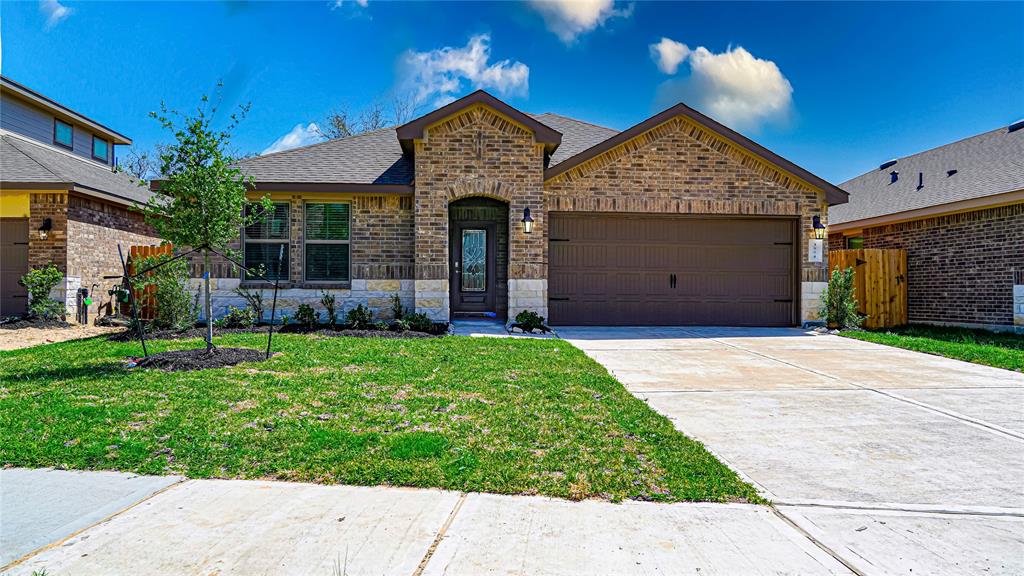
[
  {"x1": 841, "y1": 325, "x2": 1024, "y2": 372},
  {"x1": 0, "y1": 334, "x2": 760, "y2": 504}
]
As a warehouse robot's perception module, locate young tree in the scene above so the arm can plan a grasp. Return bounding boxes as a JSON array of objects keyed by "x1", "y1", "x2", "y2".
[{"x1": 143, "y1": 88, "x2": 271, "y2": 352}]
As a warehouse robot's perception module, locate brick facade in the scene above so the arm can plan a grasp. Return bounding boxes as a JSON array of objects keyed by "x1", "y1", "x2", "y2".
[{"x1": 831, "y1": 203, "x2": 1024, "y2": 328}]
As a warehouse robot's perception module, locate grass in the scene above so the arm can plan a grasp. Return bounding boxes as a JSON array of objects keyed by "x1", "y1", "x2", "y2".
[
  {"x1": 0, "y1": 334, "x2": 760, "y2": 504},
  {"x1": 840, "y1": 324, "x2": 1024, "y2": 372}
]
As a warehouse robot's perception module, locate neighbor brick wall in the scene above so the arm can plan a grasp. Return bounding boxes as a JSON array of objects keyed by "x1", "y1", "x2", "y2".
[{"x1": 856, "y1": 203, "x2": 1024, "y2": 327}]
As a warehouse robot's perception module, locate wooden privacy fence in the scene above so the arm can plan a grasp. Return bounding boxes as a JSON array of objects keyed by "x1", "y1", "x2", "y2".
[
  {"x1": 830, "y1": 249, "x2": 908, "y2": 329},
  {"x1": 127, "y1": 244, "x2": 174, "y2": 320}
]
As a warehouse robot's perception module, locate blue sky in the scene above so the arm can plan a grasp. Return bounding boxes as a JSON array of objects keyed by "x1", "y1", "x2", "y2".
[{"x1": 3, "y1": 1, "x2": 1021, "y2": 183}]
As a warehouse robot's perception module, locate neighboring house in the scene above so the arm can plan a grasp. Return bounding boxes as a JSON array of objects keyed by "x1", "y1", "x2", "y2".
[
  {"x1": 194, "y1": 90, "x2": 847, "y2": 327},
  {"x1": 0, "y1": 76, "x2": 158, "y2": 319},
  {"x1": 829, "y1": 122, "x2": 1024, "y2": 332}
]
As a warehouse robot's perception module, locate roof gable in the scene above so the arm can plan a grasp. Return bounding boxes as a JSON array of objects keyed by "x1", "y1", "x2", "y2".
[
  {"x1": 544, "y1": 102, "x2": 849, "y2": 206},
  {"x1": 396, "y1": 90, "x2": 562, "y2": 155}
]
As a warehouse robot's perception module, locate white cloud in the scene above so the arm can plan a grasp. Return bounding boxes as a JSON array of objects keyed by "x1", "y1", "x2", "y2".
[
  {"x1": 649, "y1": 37, "x2": 689, "y2": 75},
  {"x1": 262, "y1": 123, "x2": 326, "y2": 155},
  {"x1": 399, "y1": 34, "x2": 529, "y2": 108},
  {"x1": 529, "y1": 0, "x2": 632, "y2": 44},
  {"x1": 40, "y1": 0, "x2": 73, "y2": 30},
  {"x1": 332, "y1": 0, "x2": 368, "y2": 8},
  {"x1": 654, "y1": 42, "x2": 793, "y2": 131}
]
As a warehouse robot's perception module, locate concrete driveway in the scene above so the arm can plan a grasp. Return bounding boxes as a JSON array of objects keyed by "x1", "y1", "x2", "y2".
[{"x1": 559, "y1": 326, "x2": 1024, "y2": 576}]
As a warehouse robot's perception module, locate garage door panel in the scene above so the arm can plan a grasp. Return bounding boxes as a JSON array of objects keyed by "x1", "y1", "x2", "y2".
[{"x1": 548, "y1": 214, "x2": 795, "y2": 326}]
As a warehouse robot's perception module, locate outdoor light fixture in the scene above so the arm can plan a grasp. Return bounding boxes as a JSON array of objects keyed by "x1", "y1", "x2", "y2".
[
  {"x1": 521, "y1": 207, "x2": 535, "y2": 234},
  {"x1": 38, "y1": 218, "x2": 52, "y2": 240},
  {"x1": 812, "y1": 215, "x2": 826, "y2": 240}
]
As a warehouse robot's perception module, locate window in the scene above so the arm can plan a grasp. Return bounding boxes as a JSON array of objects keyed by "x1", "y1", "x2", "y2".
[
  {"x1": 243, "y1": 203, "x2": 289, "y2": 281},
  {"x1": 846, "y1": 236, "x2": 864, "y2": 249},
  {"x1": 92, "y1": 136, "x2": 109, "y2": 161},
  {"x1": 304, "y1": 202, "x2": 350, "y2": 282},
  {"x1": 54, "y1": 119, "x2": 73, "y2": 148}
]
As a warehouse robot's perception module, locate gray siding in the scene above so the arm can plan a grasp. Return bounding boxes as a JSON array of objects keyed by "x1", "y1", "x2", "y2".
[{"x1": 1, "y1": 93, "x2": 114, "y2": 166}]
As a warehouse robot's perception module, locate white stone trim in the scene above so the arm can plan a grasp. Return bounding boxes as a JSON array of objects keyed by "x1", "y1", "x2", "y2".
[
  {"x1": 508, "y1": 278, "x2": 547, "y2": 321},
  {"x1": 414, "y1": 279, "x2": 450, "y2": 321},
  {"x1": 800, "y1": 281, "x2": 827, "y2": 325}
]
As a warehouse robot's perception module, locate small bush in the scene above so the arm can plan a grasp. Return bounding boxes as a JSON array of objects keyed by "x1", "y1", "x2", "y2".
[
  {"x1": 390, "y1": 293, "x2": 406, "y2": 321},
  {"x1": 279, "y1": 314, "x2": 290, "y2": 326},
  {"x1": 514, "y1": 310, "x2": 550, "y2": 333},
  {"x1": 133, "y1": 253, "x2": 196, "y2": 330},
  {"x1": 389, "y1": 318, "x2": 410, "y2": 332},
  {"x1": 20, "y1": 264, "x2": 65, "y2": 320},
  {"x1": 373, "y1": 320, "x2": 390, "y2": 331},
  {"x1": 234, "y1": 285, "x2": 264, "y2": 324},
  {"x1": 214, "y1": 306, "x2": 256, "y2": 329},
  {"x1": 345, "y1": 304, "x2": 374, "y2": 329},
  {"x1": 821, "y1": 266, "x2": 863, "y2": 329},
  {"x1": 404, "y1": 312, "x2": 433, "y2": 333},
  {"x1": 320, "y1": 291, "x2": 337, "y2": 327},
  {"x1": 295, "y1": 303, "x2": 320, "y2": 328}
]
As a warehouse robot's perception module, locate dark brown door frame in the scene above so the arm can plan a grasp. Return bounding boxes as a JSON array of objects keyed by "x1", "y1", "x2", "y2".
[{"x1": 449, "y1": 220, "x2": 498, "y2": 315}]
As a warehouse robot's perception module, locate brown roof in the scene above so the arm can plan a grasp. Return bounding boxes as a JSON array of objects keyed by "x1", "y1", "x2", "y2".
[
  {"x1": 544, "y1": 102, "x2": 849, "y2": 206},
  {"x1": 1, "y1": 132, "x2": 152, "y2": 206},
  {"x1": 396, "y1": 90, "x2": 562, "y2": 155},
  {"x1": 831, "y1": 125, "x2": 1024, "y2": 225}
]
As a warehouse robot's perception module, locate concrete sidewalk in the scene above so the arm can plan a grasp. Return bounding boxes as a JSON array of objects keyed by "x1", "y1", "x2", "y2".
[
  {"x1": 560, "y1": 326, "x2": 1024, "y2": 576},
  {"x1": 2, "y1": 469, "x2": 850, "y2": 575}
]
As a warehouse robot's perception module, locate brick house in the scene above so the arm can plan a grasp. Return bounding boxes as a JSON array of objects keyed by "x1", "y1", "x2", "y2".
[
  {"x1": 0, "y1": 76, "x2": 159, "y2": 319},
  {"x1": 828, "y1": 122, "x2": 1024, "y2": 332},
  {"x1": 192, "y1": 90, "x2": 847, "y2": 327}
]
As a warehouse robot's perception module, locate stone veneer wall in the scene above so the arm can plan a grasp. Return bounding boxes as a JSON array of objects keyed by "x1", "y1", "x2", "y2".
[
  {"x1": 851, "y1": 203, "x2": 1024, "y2": 329},
  {"x1": 543, "y1": 116, "x2": 830, "y2": 324},
  {"x1": 1014, "y1": 270, "x2": 1023, "y2": 332},
  {"x1": 412, "y1": 104, "x2": 546, "y2": 320}
]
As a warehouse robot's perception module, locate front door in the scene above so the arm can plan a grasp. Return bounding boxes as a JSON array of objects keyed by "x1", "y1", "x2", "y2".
[{"x1": 450, "y1": 221, "x2": 497, "y2": 315}]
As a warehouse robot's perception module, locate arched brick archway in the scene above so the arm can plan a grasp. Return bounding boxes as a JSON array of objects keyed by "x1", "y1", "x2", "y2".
[{"x1": 445, "y1": 177, "x2": 514, "y2": 203}]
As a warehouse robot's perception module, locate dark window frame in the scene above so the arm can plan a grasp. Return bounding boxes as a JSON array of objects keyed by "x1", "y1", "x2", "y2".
[
  {"x1": 303, "y1": 201, "x2": 351, "y2": 284},
  {"x1": 846, "y1": 236, "x2": 865, "y2": 249},
  {"x1": 242, "y1": 202, "x2": 290, "y2": 283},
  {"x1": 53, "y1": 118, "x2": 73, "y2": 150},
  {"x1": 91, "y1": 135, "x2": 109, "y2": 162}
]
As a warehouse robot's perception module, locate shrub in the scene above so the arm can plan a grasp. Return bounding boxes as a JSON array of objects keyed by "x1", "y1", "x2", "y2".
[
  {"x1": 279, "y1": 314, "x2": 290, "y2": 326},
  {"x1": 295, "y1": 303, "x2": 320, "y2": 328},
  {"x1": 234, "y1": 285, "x2": 264, "y2": 324},
  {"x1": 133, "y1": 253, "x2": 196, "y2": 330},
  {"x1": 514, "y1": 310, "x2": 550, "y2": 333},
  {"x1": 345, "y1": 304, "x2": 374, "y2": 330},
  {"x1": 389, "y1": 318, "x2": 410, "y2": 332},
  {"x1": 320, "y1": 291, "x2": 337, "y2": 327},
  {"x1": 390, "y1": 293, "x2": 406, "y2": 321},
  {"x1": 820, "y1": 266, "x2": 863, "y2": 329},
  {"x1": 20, "y1": 264, "x2": 65, "y2": 320},
  {"x1": 373, "y1": 320, "x2": 390, "y2": 331},
  {"x1": 214, "y1": 306, "x2": 256, "y2": 329},
  {"x1": 404, "y1": 312, "x2": 433, "y2": 333}
]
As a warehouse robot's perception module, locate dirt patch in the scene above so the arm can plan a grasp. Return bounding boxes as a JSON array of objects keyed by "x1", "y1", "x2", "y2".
[
  {"x1": 0, "y1": 323, "x2": 126, "y2": 351},
  {"x1": 0, "y1": 317, "x2": 71, "y2": 330},
  {"x1": 133, "y1": 348, "x2": 270, "y2": 372},
  {"x1": 109, "y1": 324, "x2": 442, "y2": 342}
]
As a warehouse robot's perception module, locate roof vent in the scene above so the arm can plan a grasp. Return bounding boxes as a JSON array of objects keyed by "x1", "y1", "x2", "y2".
[
  {"x1": 947, "y1": 169, "x2": 958, "y2": 177},
  {"x1": 1009, "y1": 119, "x2": 1024, "y2": 133},
  {"x1": 917, "y1": 172, "x2": 924, "y2": 190},
  {"x1": 889, "y1": 170, "x2": 899, "y2": 184},
  {"x1": 879, "y1": 159, "x2": 898, "y2": 170}
]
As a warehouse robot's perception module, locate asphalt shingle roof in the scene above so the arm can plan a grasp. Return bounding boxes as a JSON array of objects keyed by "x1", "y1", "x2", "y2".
[
  {"x1": 234, "y1": 113, "x2": 620, "y2": 185},
  {"x1": 1, "y1": 132, "x2": 152, "y2": 205},
  {"x1": 831, "y1": 126, "x2": 1024, "y2": 225}
]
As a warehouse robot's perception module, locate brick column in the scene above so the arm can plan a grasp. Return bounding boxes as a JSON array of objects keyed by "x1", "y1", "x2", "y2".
[{"x1": 28, "y1": 192, "x2": 73, "y2": 315}]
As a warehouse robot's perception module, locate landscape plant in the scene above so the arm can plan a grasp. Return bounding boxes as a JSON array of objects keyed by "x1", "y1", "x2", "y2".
[
  {"x1": 131, "y1": 252, "x2": 196, "y2": 330},
  {"x1": 294, "y1": 304, "x2": 320, "y2": 328},
  {"x1": 214, "y1": 306, "x2": 257, "y2": 329},
  {"x1": 234, "y1": 285, "x2": 265, "y2": 324},
  {"x1": 20, "y1": 264, "x2": 65, "y2": 320},
  {"x1": 320, "y1": 291, "x2": 337, "y2": 328},
  {"x1": 513, "y1": 310, "x2": 550, "y2": 334},
  {"x1": 142, "y1": 86, "x2": 272, "y2": 351},
  {"x1": 345, "y1": 304, "x2": 374, "y2": 329},
  {"x1": 404, "y1": 312, "x2": 433, "y2": 333},
  {"x1": 820, "y1": 266, "x2": 863, "y2": 329},
  {"x1": 390, "y1": 293, "x2": 406, "y2": 321}
]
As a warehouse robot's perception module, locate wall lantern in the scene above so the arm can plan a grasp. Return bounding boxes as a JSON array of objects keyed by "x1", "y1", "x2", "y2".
[
  {"x1": 38, "y1": 218, "x2": 53, "y2": 240},
  {"x1": 521, "y1": 207, "x2": 535, "y2": 234},
  {"x1": 812, "y1": 215, "x2": 826, "y2": 240}
]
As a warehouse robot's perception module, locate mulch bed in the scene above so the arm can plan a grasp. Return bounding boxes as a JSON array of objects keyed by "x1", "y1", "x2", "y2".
[
  {"x1": 132, "y1": 347, "x2": 270, "y2": 372},
  {"x1": 0, "y1": 317, "x2": 71, "y2": 330},
  {"x1": 109, "y1": 324, "x2": 443, "y2": 342}
]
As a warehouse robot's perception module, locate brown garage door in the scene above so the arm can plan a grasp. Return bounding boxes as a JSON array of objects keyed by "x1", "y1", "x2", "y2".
[
  {"x1": 1, "y1": 218, "x2": 30, "y2": 317},
  {"x1": 548, "y1": 214, "x2": 795, "y2": 326}
]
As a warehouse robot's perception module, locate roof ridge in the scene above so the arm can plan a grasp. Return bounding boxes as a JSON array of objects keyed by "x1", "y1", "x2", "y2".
[
  {"x1": 242, "y1": 126, "x2": 397, "y2": 164},
  {"x1": 533, "y1": 112, "x2": 619, "y2": 133}
]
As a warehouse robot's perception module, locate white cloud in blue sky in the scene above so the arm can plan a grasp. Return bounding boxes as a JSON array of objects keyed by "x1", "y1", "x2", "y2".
[
  {"x1": 262, "y1": 122, "x2": 325, "y2": 155},
  {"x1": 40, "y1": 0, "x2": 73, "y2": 30},
  {"x1": 529, "y1": 0, "x2": 632, "y2": 44},
  {"x1": 654, "y1": 42, "x2": 793, "y2": 132},
  {"x1": 399, "y1": 34, "x2": 529, "y2": 108}
]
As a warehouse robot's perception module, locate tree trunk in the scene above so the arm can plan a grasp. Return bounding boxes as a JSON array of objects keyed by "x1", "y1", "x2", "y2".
[{"x1": 204, "y1": 249, "x2": 214, "y2": 353}]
